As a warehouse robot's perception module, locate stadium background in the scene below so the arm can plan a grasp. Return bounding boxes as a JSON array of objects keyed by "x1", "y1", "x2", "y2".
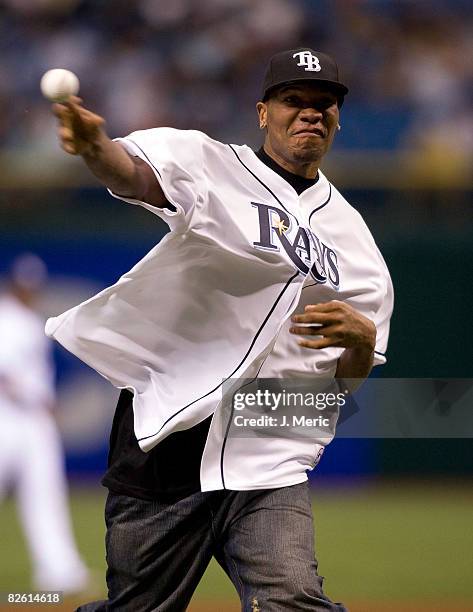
[{"x1": 0, "y1": 0, "x2": 472, "y2": 610}]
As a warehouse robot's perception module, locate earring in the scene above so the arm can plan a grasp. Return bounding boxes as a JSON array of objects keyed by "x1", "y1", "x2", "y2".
[
  {"x1": 337, "y1": 123, "x2": 341, "y2": 131},
  {"x1": 260, "y1": 123, "x2": 266, "y2": 130}
]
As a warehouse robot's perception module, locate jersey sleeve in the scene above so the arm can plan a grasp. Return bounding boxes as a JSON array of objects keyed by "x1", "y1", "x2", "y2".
[
  {"x1": 336, "y1": 205, "x2": 394, "y2": 368},
  {"x1": 371, "y1": 252, "x2": 394, "y2": 367},
  {"x1": 108, "y1": 127, "x2": 207, "y2": 231},
  {"x1": 302, "y1": 263, "x2": 392, "y2": 374},
  {"x1": 304, "y1": 231, "x2": 393, "y2": 372},
  {"x1": 334, "y1": 245, "x2": 393, "y2": 368}
]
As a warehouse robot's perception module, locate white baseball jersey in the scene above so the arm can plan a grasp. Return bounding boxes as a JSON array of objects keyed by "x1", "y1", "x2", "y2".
[
  {"x1": 46, "y1": 128, "x2": 393, "y2": 491},
  {"x1": 208, "y1": 187, "x2": 393, "y2": 490},
  {"x1": 0, "y1": 295, "x2": 56, "y2": 411}
]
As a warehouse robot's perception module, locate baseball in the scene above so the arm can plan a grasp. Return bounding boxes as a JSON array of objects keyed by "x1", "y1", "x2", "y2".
[{"x1": 40, "y1": 68, "x2": 80, "y2": 102}]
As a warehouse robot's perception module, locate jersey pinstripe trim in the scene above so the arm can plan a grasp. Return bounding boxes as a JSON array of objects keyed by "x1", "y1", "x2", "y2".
[
  {"x1": 220, "y1": 355, "x2": 269, "y2": 489},
  {"x1": 228, "y1": 145, "x2": 300, "y2": 227},
  {"x1": 126, "y1": 137, "x2": 162, "y2": 179},
  {"x1": 308, "y1": 183, "x2": 332, "y2": 224},
  {"x1": 126, "y1": 137, "x2": 177, "y2": 212}
]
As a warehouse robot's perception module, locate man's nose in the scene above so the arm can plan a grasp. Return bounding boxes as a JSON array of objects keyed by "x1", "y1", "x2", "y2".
[{"x1": 299, "y1": 107, "x2": 323, "y2": 122}]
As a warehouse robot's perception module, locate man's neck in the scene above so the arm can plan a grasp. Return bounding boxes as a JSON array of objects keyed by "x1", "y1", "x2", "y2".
[
  {"x1": 262, "y1": 144, "x2": 319, "y2": 179},
  {"x1": 255, "y1": 147, "x2": 319, "y2": 195}
]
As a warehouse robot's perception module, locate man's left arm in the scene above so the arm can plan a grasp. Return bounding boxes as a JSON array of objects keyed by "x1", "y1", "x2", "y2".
[{"x1": 289, "y1": 300, "x2": 376, "y2": 384}]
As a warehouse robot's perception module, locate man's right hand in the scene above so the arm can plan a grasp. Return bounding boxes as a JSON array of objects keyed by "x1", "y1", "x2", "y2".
[
  {"x1": 53, "y1": 96, "x2": 106, "y2": 157},
  {"x1": 51, "y1": 96, "x2": 167, "y2": 208}
]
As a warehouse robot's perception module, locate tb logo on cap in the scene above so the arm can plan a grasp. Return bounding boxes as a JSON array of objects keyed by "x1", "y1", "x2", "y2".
[{"x1": 293, "y1": 51, "x2": 321, "y2": 72}]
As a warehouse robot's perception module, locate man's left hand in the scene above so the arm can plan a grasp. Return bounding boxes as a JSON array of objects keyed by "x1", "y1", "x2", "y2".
[{"x1": 289, "y1": 300, "x2": 376, "y2": 350}]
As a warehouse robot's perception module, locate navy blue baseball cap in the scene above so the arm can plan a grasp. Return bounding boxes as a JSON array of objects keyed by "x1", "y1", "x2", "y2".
[{"x1": 262, "y1": 48, "x2": 348, "y2": 104}]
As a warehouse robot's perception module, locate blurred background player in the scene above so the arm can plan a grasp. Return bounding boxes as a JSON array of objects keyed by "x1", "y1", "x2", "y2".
[{"x1": 0, "y1": 253, "x2": 90, "y2": 593}]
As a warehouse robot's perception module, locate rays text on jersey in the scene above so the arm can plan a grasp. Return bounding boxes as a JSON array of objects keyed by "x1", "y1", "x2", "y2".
[{"x1": 251, "y1": 201, "x2": 340, "y2": 287}]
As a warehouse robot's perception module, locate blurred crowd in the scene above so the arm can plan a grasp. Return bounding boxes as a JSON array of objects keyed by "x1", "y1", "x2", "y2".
[{"x1": 1, "y1": 0, "x2": 472, "y2": 159}]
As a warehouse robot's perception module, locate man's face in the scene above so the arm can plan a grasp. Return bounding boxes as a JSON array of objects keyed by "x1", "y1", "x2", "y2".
[{"x1": 257, "y1": 82, "x2": 340, "y2": 167}]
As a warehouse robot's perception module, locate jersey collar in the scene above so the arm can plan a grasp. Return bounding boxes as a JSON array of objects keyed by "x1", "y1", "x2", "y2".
[{"x1": 237, "y1": 145, "x2": 331, "y2": 217}]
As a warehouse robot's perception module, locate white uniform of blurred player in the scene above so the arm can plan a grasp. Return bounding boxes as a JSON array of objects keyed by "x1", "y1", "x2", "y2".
[{"x1": 0, "y1": 254, "x2": 89, "y2": 592}]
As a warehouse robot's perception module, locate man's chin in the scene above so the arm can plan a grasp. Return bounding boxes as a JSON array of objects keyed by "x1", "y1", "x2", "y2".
[{"x1": 291, "y1": 144, "x2": 324, "y2": 163}]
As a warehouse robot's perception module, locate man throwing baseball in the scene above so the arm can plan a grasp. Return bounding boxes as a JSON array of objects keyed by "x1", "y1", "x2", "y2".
[{"x1": 49, "y1": 48, "x2": 393, "y2": 611}]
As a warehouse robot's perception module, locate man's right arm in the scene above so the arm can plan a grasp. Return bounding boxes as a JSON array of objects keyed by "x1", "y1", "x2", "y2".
[{"x1": 53, "y1": 97, "x2": 167, "y2": 208}]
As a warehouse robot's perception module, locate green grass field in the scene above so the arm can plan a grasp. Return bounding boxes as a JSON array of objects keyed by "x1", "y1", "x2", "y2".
[{"x1": 1, "y1": 480, "x2": 472, "y2": 610}]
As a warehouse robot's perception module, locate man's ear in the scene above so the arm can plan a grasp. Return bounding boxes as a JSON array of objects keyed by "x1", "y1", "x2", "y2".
[{"x1": 256, "y1": 102, "x2": 267, "y2": 130}]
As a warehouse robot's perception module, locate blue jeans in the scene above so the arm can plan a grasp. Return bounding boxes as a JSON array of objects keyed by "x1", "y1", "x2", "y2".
[{"x1": 77, "y1": 482, "x2": 347, "y2": 611}]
